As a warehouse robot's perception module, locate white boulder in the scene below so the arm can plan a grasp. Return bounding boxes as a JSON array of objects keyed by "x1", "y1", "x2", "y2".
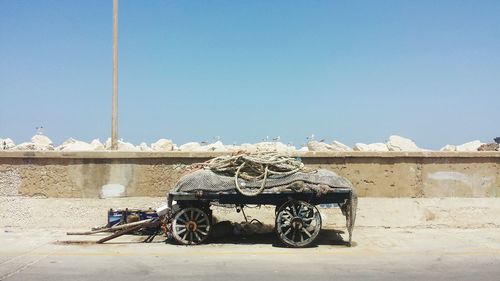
[
  {"x1": 118, "y1": 140, "x2": 139, "y2": 151},
  {"x1": 30, "y1": 135, "x2": 54, "y2": 150},
  {"x1": 60, "y1": 138, "x2": 76, "y2": 146},
  {"x1": 353, "y1": 143, "x2": 367, "y2": 151},
  {"x1": 353, "y1": 143, "x2": 389, "y2": 152},
  {"x1": 104, "y1": 138, "x2": 112, "y2": 149},
  {"x1": 179, "y1": 142, "x2": 203, "y2": 152},
  {"x1": 55, "y1": 138, "x2": 74, "y2": 150},
  {"x1": 307, "y1": 140, "x2": 352, "y2": 152},
  {"x1": 138, "y1": 142, "x2": 152, "y2": 151},
  {"x1": 456, "y1": 140, "x2": 484, "y2": 152},
  {"x1": 331, "y1": 141, "x2": 353, "y2": 151},
  {"x1": 91, "y1": 139, "x2": 105, "y2": 150},
  {"x1": 204, "y1": 141, "x2": 228, "y2": 152},
  {"x1": 13, "y1": 142, "x2": 36, "y2": 150},
  {"x1": 57, "y1": 138, "x2": 94, "y2": 151},
  {"x1": 104, "y1": 138, "x2": 140, "y2": 151},
  {"x1": 31, "y1": 134, "x2": 53, "y2": 146},
  {"x1": 13, "y1": 135, "x2": 54, "y2": 151},
  {"x1": 307, "y1": 141, "x2": 332, "y2": 151},
  {"x1": 440, "y1": 144, "x2": 457, "y2": 152},
  {"x1": 386, "y1": 135, "x2": 420, "y2": 151},
  {"x1": 151, "y1": 139, "x2": 174, "y2": 151},
  {"x1": 1, "y1": 138, "x2": 15, "y2": 150}
]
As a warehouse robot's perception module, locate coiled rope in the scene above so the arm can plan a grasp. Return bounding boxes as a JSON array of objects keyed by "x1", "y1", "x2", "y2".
[{"x1": 199, "y1": 152, "x2": 305, "y2": 196}]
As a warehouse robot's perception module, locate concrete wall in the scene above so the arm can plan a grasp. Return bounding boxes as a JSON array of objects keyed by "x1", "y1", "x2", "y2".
[{"x1": 0, "y1": 151, "x2": 499, "y2": 198}]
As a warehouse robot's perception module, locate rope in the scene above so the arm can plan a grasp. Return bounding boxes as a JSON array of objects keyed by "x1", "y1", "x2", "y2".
[{"x1": 198, "y1": 152, "x2": 305, "y2": 196}]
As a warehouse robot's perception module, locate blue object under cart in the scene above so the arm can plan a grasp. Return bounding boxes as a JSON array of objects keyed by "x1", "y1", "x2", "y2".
[{"x1": 107, "y1": 208, "x2": 158, "y2": 227}]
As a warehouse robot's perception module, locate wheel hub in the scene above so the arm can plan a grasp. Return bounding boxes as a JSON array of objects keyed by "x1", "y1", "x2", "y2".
[
  {"x1": 186, "y1": 221, "x2": 197, "y2": 232},
  {"x1": 291, "y1": 217, "x2": 303, "y2": 229}
]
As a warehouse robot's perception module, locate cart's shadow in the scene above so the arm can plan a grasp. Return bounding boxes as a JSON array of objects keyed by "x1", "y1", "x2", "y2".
[{"x1": 207, "y1": 228, "x2": 350, "y2": 248}]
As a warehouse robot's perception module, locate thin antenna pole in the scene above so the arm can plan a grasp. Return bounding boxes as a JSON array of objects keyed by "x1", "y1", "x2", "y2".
[{"x1": 111, "y1": 0, "x2": 119, "y2": 150}]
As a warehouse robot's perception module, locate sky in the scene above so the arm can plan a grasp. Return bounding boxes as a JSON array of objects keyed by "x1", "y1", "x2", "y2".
[{"x1": 0, "y1": 0, "x2": 499, "y2": 149}]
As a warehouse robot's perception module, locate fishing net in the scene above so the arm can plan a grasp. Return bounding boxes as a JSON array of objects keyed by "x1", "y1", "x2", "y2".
[{"x1": 170, "y1": 152, "x2": 357, "y2": 244}]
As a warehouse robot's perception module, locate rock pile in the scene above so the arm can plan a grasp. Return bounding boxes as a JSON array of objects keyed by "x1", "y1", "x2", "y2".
[
  {"x1": 351, "y1": 135, "x2": 425, "y2": 152},
  {"x1": 440, "y1": 140, "x2": 485, "y2": 152},
  {"x1": 0, "y1": 138, "x2": 15, "y2": 150},
  {"x1": 478, "y1": 143, "x2": 499, "y2": 151},
  {"x1": 13, "y1": 135, "x2": 54, "y2": 151},
  {"x1": 477, "y1": 138, "x2": 500, "y2": 151},
  {"x1": 1, "y1": 134, "x2": 498, "y2": 152}
]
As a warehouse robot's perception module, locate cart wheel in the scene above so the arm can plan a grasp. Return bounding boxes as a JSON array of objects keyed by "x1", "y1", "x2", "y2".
[
  {"x1": 172, "y1": 207, "x2": 211, "y2": 245},
  {"x1": 275, "y1": 200, "x2": 322, "y2": 247}
]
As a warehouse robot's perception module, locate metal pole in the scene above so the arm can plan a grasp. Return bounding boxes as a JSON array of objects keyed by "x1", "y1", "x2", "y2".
[{"x1": 111, "y1": 0, "x2": 119, "y2": 150}]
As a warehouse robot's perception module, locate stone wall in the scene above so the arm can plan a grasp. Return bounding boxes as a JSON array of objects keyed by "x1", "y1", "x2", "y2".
[{"x1": 0, "y1": 151, "x2": 499, "y2": 198}]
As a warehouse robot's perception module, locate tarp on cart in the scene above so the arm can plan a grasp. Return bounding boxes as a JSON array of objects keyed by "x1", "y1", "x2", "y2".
[{"x1": 171, "y1": 169, "x2": 353, "y2": 193}]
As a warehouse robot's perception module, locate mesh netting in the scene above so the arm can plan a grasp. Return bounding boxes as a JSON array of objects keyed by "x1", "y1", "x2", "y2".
[
  {"x1": 170, "y1": 167, "x2": 357, "y2": 245},
  {"x1": 171, "y1": 169, "x2": 353, "y2": 193}
]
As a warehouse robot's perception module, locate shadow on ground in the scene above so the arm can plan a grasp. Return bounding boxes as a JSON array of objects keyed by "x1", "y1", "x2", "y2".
[
  {"x1": 208, "y1": 228, "x2": 350, "y2": 248},
  {"x1": 56, "y1": 221, "x2": 352, "y2": 248}
]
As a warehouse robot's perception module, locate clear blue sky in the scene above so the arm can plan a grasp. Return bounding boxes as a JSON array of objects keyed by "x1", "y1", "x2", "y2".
[{"x1": 1, "y1": 0, "x2": 499, "y2": 149}]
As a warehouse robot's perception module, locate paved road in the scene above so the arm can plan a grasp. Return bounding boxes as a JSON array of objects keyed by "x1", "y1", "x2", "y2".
[{"x1": 0, "y1": 228, "x2": 499, "y2": 281}]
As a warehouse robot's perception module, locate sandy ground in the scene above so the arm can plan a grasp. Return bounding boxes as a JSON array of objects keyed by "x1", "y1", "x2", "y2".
[
  {"x1": 1, "y1": 196, "x2": 499, "y2": 230},
  {"x1": 0, "y1": 227, "x2": 499, "y2": 280},
  {"x1": 0, "y1": 197, "x2": 499, "y2": 280}
]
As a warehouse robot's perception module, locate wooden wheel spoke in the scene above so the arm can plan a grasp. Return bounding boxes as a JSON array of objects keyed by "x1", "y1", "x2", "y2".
[
  {"x1": 284, "y1": 227, "x2": 292, "y2": 236},
  {"x1": 302, "y1": 228, "x2": 312, "y2": 238},
  {"x1": 281, "y1": 221, "x2": 291, "y2": 227},
  {"x1": 194, "y1": 232, "x2": 202, "y2": 242},
  {"x1": 173, "y1": 207, "x2": 211, "y2": 245},
  {"x1": 275, "y1": 200, "x2": 322, "y2": 247},
  {"x1": 296, "y1": 204, "x2": 302, "y2": 215}
]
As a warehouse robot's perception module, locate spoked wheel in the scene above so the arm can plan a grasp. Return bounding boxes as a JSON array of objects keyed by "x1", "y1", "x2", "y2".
[
  {"x1": 275, "y1": 200, "x2": 322, "y2": 247},
  {"x1": 172, "y1": 207, "x2": 211, "y2": 245}
]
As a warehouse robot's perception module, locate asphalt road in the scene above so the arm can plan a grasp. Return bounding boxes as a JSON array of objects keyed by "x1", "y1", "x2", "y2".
[{"x1": 1, "y1": 228, "x2": 499, "y2": 281}]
